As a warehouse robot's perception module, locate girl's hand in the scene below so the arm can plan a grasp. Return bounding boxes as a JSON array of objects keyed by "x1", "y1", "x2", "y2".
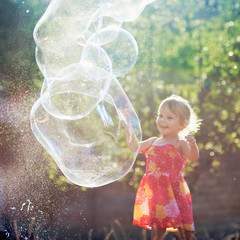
[
  {"x1": 122, "y1": 109, "x2": 132, "y2": 126},
  {"x1": 122, "y1": 109, "x2": 139, "y2": 152},
  {"x1": 123, "y1": 109, "x2": 131, "y2": 119},
  {"x1": 185, "y1": 135, "x2": 196, "y2": 146},
  {"x1": 183, "y1": 135, "x2": 199, "y2": 162}
]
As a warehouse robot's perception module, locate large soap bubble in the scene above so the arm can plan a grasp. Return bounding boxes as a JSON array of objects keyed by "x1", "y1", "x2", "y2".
[
  {"x1": 33, "y1": 0, "x2": 107, "y2": 78},
  {"x1": 31, "y1": 77, "x2": 141, "y2": 187},
  {"x1": 40, "y1": 62, "x2": 112, "y2": 120},
  {"x1": 80, "y1": 45, "x2": 112, "y2": 73},
  {"x1": 105, "y1": 0, "x2": 156, "y2": 22},
  {"x1": 31, "y1": 0, "x2": 155, "y2": 187},
  {"x1": 88, "y1": 27, "x2": 138, "y2": 77},
  {"x1": 33, "y1": 0, "x2": 154, "y2": 79}
]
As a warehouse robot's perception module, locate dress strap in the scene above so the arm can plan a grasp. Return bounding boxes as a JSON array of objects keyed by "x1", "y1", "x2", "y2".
[
  {"x1": 141, "y1": 137, "x2": 158, "y2": 153},
  {"x1": 150, "y1": 138, "x2": 158, "y2": 146}
]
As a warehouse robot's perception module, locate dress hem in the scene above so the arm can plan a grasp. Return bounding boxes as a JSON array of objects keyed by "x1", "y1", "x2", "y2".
[{"x1": 133, "y1": 222, "x2": 195, "y2": 232}]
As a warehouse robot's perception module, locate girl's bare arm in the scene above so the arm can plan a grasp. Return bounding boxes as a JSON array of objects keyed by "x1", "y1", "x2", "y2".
[
  {"x1": 122, "y1": 117, "x2": 157, "y2": 152},
  {"x1": 180, "y1": 136, "x2": 199, "y2": 162}
]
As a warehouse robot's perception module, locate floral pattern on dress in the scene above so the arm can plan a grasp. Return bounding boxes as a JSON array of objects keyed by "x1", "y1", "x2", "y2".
[{"x1": 133, "y1": 142, "x2": 195, "y2": 232}]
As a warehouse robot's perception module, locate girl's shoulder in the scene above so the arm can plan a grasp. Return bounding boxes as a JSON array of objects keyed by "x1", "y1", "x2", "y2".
[
  {"x1": 175, "y1": 139, "x2": 189, "y2": 156},
  {"x1": 139, "y1": 137, "x2": 158, "y2": 152},
  {"x1": 175, "y1": 139, "x2": 188, "y2": 147},
  {"x1": 141, "y1": 137, "x2": 158, "y2": 147}
]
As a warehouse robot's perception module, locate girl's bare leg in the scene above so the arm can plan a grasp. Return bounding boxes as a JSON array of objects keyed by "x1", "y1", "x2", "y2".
[
  {"x1": 151, "y1": 227, "x2": 167, "y2": 240},
  {"x1": 176, "y1": 228, "x2": 197, "y2": 240}
]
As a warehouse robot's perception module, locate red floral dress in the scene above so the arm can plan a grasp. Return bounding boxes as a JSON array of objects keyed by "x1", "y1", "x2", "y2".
[{"x1": 133, "y1": 140, "x2": 195, "y2": 232}]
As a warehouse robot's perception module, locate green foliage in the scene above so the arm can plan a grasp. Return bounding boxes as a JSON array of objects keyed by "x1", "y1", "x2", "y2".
[
  {"x1": 1, "y1": 0, "x2": 239, "y2": 190},
  {"x1": 0, "y1": 0, "x2": 49, "y2": 92}
]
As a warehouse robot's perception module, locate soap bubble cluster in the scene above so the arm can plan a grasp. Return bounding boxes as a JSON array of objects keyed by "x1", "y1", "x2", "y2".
[{"x1": 31, "y1": 0, "x2": 155, "y2": 187}]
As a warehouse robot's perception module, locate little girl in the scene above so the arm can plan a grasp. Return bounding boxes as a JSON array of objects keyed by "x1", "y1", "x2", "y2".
[{"x1": 124, "y1": 95, "x2": 201, "y2": 240}]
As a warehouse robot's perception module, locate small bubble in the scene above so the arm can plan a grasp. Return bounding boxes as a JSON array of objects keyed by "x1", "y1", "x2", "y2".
[
  {"x1": 210, "y1": 151, "x2": 214, "y2": 156},
  {"x1": 135, "y1": 167, "x2": 140, "y2": 172},
  {"x1": 174, "y1": 17, "x2": 179, "y2": 22},
  {"x1": 194, "y1": 56, "x2": 199, "y2": 61},
  {"x1": 26, "y1": 9, "x2": 29, "y2": 13},
  {"x1": 228, "y1": 52, "x2": 233, "y2": 56},
  {"x1": 202, "y1": 74, "x2": 207, "y2": 80},
  {"x1": 234, "y1": 65, "x2": 237, "y2": 69},
  {"x1": 226, "y1": 21, "x2": 234, "y2": 27},
  {"x1": 140, "y1": 161, "x2": 145, "y2": 166}
]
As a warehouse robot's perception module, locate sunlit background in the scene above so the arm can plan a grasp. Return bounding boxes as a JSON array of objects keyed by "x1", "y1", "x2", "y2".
[{"x1": 0, "y1": 0, "x2": 240, "y2": 239}]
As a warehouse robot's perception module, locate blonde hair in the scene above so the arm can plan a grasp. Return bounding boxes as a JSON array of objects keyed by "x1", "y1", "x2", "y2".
[{"x1": 158, "y1": 95, "x2": 201, "y2": 138}]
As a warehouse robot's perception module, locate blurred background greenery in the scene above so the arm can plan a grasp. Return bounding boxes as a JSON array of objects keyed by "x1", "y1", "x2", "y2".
[{"x1": 0, "y1": 0, "x2": 240, "y2": 239}]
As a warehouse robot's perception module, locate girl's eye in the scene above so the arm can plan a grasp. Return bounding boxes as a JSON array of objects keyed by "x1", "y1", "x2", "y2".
[{"x1": 168, "y1": 116, "x2": 173, "y2": 119}]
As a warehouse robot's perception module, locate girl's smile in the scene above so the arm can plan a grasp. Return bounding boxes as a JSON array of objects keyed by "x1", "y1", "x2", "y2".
[{"x1": 156, "y1": 106, "x2": 184, "y2": 138}]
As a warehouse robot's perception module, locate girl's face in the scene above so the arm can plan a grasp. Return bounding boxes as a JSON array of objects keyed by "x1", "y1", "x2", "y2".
[{"x1": 156, "y1": 106, "x2": 185, "y2": 138}]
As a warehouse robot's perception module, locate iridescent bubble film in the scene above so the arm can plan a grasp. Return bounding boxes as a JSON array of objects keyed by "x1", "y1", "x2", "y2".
[{"x1": 31, "y1": 0, "x2": 155, "y2": 187}]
